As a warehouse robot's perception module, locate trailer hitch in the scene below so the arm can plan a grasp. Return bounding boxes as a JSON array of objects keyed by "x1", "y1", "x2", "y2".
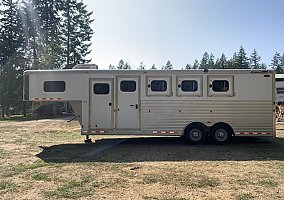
[{"x1": 67, "y1": 115, "x2": 80, "y2": 122}]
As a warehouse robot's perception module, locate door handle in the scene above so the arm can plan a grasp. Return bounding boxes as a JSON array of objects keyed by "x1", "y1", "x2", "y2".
[
  {"x1": 130, "y1": 104, "x2": 135, "y2": 106},
  {"x1": 130, "y1": 104, "x2": 138, "y2": 109}
]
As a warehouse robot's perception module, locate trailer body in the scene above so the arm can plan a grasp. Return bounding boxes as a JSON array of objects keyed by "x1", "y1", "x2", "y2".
[{"x1": 23, "y1": 68, "x2": 276, "y2": 143}]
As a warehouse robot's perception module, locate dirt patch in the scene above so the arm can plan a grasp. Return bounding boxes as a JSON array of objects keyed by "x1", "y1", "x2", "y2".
[{"x1": 0, "y1": 117, "x2": 284, "y2": 199}]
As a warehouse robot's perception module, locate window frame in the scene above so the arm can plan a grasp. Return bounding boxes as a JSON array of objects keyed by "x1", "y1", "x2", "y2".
[
  {"x1": 93, "y1": 83, "x2": 110, "y2": 95},
  {"x1": 146, "y1": 76, "x2": 172, "y2": 97},
  {"x1": 208, "y1": 75, "x2": 234, "y2": 97},
  {"x1": 120, "y1": 80, "x2": 136, "y2": 92},
  {"x1": 43, "y1": 81, "x2": 66, "y2": 93},
  {"x1": 176, "y1": 76, "x2": 203, "y2": 97}
]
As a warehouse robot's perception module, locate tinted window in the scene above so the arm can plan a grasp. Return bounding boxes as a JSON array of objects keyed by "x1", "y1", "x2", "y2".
[
  {"x1": 181, "y1": 80, "x2": 198, "y2": 92},
  {"x1": 44, "y1": 81, "x2": 66, "y2": 92},
  {"x1": 212, "y1": 80, "x2": 229, "y2": 92},
  {"x1": 151, "y1": 80, "x2": 167, "y2": 92},
  {"x1": 120, "y1": 81, "x2": 136, "y2": 92},
  {"x1": 277, "y1": 88, "x2": 284, "y2": 94},
  {"x1": 94, "y1": 83, "x2": 109, "y2": 94}
]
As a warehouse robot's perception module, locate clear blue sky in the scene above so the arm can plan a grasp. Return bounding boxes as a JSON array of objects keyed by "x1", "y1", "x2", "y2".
[{"x1": 83, "y1": 0, "x2": 284, "y2": 69}]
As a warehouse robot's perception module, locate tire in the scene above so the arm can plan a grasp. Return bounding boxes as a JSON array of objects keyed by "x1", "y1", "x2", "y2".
[
  {"x1": 211, "y1": 124, "x2": 232, "y2": 145},
  {"x1": 184, "y1": 124, "x2": 206, "y2": 145}
]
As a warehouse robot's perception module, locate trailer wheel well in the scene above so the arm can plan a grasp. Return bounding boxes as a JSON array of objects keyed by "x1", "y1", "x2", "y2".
[
  {"x1": 183, "y1": 122, "x2": 209, "y2": 136},
  {"x1": 210, "y1": 122, "x2": 235, "y2": 137}
]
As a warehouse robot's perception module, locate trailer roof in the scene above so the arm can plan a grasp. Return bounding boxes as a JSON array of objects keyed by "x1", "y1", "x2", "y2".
[{"x1": 24, "y1": 69, "x2": 274, "y2": 75}]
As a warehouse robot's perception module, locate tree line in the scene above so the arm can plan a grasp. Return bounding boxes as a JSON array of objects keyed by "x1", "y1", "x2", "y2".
[
  {"x1": 110, "y1": 46, "x2": 284, "y2": 73},
  {"x1": 0, "y1": 0, "x2": 94, "y2": 117}
]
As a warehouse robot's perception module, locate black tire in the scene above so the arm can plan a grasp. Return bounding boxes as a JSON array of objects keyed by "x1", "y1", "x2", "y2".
[
  {"x1": 211, "y1": 124, "x2": 232, "y2": 145},
  {"x1": 184, "y1": 124, "x2": 206, "y2": 145}
]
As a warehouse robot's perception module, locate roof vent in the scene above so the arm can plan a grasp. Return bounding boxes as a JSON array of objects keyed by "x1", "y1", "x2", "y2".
[{"x1": 72, "y1": 64, "x2": 98, "y2": 69}]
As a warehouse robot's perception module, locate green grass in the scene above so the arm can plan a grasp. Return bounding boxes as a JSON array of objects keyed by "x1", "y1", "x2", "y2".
[
  {"x1": 143, "y1": 173, "x2": 220, "y2": 188},
  {"x1": 44, "y1": 179, "x2": 95, "y2": 199},
  {"x1": 7, "y1": 160, "x2": 49, "y2": 177},
  {"x1": 0, "y1": 181, "x2": 17, "y2": 192},
  {"x1": 259, "y1": 179, "x2": 278, "y2": 187},
  {"x1": 236, "y1": 193, "x2": 253, "y2": 200},
  {"x1": 32, "y1": 173, "x2": 52, "y2": 181}
]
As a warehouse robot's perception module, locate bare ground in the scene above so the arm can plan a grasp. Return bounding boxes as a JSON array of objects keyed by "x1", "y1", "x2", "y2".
[{"x1": 0, "y1": 117, "x2": 284, "y2": 200}]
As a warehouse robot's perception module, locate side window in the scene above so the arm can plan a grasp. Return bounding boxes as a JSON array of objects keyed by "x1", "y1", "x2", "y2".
[
  {"x1": 212, "y1": 80, "x2": 229, "y2": 92},
  {"x1": 94, "y1": 83, "x2": 109, "y2": 94},
  {"x1": 147, "y1": 76, "x2": 172, "y2": 96},
  {"x1": 181, "y1": 80, "x2": 198, "y2": 92},
  {"x1": 208, "y1": 76, "x2": 234, "y2": 97},
  {"x1": 120, "y1": 81, "x2": 136, "y2": 92},
  {"x1": 151, "y1": 80, "x2": 167, "y2": 92},
  {"x1": 44, "y1": 81, "x2": 66, "y2": 92}
]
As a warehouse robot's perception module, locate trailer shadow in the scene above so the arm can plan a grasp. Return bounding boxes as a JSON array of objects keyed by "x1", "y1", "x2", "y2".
[{"x1": 36, "y1": 136, "x2": 284, "y2": 163}]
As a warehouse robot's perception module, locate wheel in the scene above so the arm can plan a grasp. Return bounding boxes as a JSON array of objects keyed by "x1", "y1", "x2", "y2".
[
  {"x1": 211, "y1": 125, "x2": 232, "y2": 145},
  {"x1": 184, "y1": 124, "x2": 206, "y2": 144}
]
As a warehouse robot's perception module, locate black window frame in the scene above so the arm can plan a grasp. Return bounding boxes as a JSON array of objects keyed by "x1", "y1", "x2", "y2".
[
  {"x1": 120, "y1": 80, "x2": 136, "y2": 92},
  {"x1": 212, "y1": 80, "x2": 229, "y2": 92},
  {"x1": 44, "y1": 81, "x2": 66, "y2": 92},
  {"x1": 93, "y1": 83, "x2": 110, "y2": 95},
  {"x1": 181, "y1": 80, "x2": 198, "y2": 92},
  {"x1": 150, "y1": 80, "x2": 167, "y2": 92}
]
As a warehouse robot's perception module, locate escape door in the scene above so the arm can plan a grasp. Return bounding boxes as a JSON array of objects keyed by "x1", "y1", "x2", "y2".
[
  {"x1": 116, "y1": 77, "x2": 139, "y2": 129},
  {"x1": 90, "y1": 79, "x2": 113, "y2": 129}
]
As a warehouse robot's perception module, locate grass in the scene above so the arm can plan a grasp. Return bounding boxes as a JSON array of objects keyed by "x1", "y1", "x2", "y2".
[
  {"x1": 7, "y1": 160, "x2": 49, "y2": 177},
  {"x1": 44, "y1": 179, "x2": 95, "y2": 199},
  {"x1": 32, "y1": 173, "x2": 52, "y2": 181},
  {"x1": 143, "y1": 173, "x2": 220, "y2": 188},
  {"x1": 0, "y1": 115, "x2": 33, "y2": 122},
  {"x1": 0, "y1": 181, "x2": 17, "y2": 192},
  {"x1": 1, "y1": 118, "x2": 284, "y2": 199},
  {"x1": 236, "y1": 193, "x2": 253, "y2": 200}
]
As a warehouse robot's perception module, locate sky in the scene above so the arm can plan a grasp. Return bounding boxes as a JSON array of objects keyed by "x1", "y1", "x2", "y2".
[{"x1": 82, "y1": 0, "x2": 284, "y2": 69}]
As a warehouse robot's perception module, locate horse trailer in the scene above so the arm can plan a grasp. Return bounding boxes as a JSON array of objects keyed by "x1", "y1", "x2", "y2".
[{"x1": 23, "y1": 68, "x2": 276, "y2": 144}]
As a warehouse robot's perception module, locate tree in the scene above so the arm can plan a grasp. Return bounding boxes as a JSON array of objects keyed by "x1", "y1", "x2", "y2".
[
  {"x1": 271, "y1": 52, "x2": 282, "y2": 73},
  {"x1": 185, "y1": 64, "x2": 192, "y2": 69},
  {"x1": 208, "y1": 53, "x2": 215, "y2": 68},
  {"x1": 123, "y1": 62, "x2": 131, "y2": 69},
  {"x1": 250, "y1": 49, "x2": 261, "y2": 69},
  {"x1": 199, "y1": 52, "x2": 209, "y2": 69},
  {"x1": 62, "y1": 0, "x2": 94, "y2": 69},
  {"x1": 117, "y1": 59, "x2": 124, "y2": 69},
  {"x1": 162, "y1": 60, "x2": 173, "y2": 70},
  {"x1": 150, "y1": 64, "x2": 156, "y2": 70},
  {"x1": 235, "y1": 46, "x2": 249, "y2": 69},
  {"x1": 138, "y1": 62, "x2": 145, "y2": 70},
  {"x1": 109, "y1": 64, "x2": 115, "y2": 69},
  {"x1": 0, "y1": 0, "x2": 26, "y2": 117},
  {"x1": 192, "y1": 59, "x2": 199, "y2": 69},
  {"x1": 217, "y1": 53, "x2": 227, "y2": 69}
]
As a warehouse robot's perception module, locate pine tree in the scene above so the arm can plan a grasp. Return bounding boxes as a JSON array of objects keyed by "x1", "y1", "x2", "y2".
[
  {"x1": 62, "y1": 0, "x2": 94, "y2": 69},
  {"x1": 192, "y1": 59, "x2": 199, "y2": 69},
  {"x1": 208, "y1": 53, "x2": 215, "y2": 69},
  {"x1": 0, "y1": 0, "x2": 26, "y2": 117},
  {"x1": 150, "y1": 64, "x2": 156, "y2": 70},
  {"x1": 235, "y1": 46, "x2": 249, "y2": 69},
  {"x1": 117, "y1": 59, "x2": 125, "y2": 69},
  {"x1": 123, "y1": 62, "x2": 131, "y2": 69},
  {"x1": 138, "y1": 62, "x2": 145, "y2": 70},
  {"x1": 271, "y1": 52, "x2": 282, "y2": 73},
  {"x1": 185, "y1": 64, "x2": 192, "y2": 69},
  {"x1": 218, "y1": 53, "x2": 227, "y2": 69},
  {"x1": 109, "y1": 64, "x2": 115, "y2": 69},
  {"x1": 250, "y1": 49, "x2": 261, "y2": 69},
  {"x1": 162, "y1": 60, "x2": 173, "y2": 70},
  {"x1": 199, "y1": 52, "x2": 209, "y2": 69}
]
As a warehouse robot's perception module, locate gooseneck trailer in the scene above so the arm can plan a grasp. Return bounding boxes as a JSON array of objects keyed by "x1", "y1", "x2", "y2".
[{"x1": 23, "y1": 67, "x2": 275, "y2": 144}]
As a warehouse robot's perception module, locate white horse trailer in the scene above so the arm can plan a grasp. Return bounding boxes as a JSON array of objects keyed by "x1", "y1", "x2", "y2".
[{"x1": 23, "y1": 68, "x2": 276, "y2": 144}]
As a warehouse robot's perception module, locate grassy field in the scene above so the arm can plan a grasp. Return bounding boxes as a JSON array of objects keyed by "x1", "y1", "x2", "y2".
[{"x1": 0, "y1": 117, "x2": 284, "y2": 199}]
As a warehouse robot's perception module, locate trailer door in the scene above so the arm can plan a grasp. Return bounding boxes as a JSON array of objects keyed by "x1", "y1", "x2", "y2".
[
  {"x1": 90, "y1": 79, "x2": 113, "y2": 129},
  {"x1": 117, "y1": 77, "x2": 139, "y2": 129}
]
